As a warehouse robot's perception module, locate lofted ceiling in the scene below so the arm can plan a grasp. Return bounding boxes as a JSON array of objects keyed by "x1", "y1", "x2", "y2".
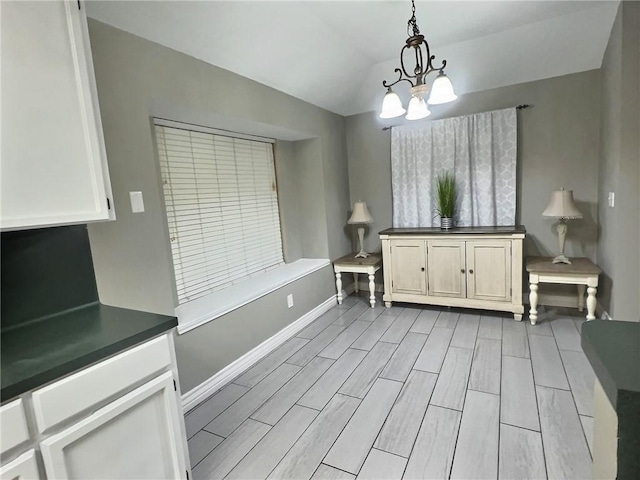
[{"x1": 86, "y1": 0, "x2": 620, "y2": 117}]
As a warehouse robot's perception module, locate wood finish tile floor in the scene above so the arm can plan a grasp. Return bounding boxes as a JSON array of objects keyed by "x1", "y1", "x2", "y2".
[{"x1": 186, "y1": 295, "x2": 595, "y2": 479}]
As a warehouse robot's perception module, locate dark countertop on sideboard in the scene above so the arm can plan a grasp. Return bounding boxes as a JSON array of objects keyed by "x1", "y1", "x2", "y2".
[
  {"x1": 581, "y1": 320, "x2": 640, "y2": 479},
  {"x1": 379, "y1": 225, "x2": 526, "y2": 235},
  {"x1": 1, "y1": 303, "x2": 177, "y2": 402}
]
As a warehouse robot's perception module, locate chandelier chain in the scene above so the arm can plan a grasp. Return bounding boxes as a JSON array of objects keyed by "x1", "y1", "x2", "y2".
[{"x1": 407, "y1": 0, "x2": 421, "y2": 37}]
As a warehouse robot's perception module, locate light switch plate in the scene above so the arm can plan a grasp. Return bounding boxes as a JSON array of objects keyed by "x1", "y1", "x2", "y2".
[{"x1": 129, "y1": 191, "x2": 145, "y2": 213}]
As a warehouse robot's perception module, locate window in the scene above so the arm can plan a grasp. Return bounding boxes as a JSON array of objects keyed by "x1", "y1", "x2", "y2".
[{"x1": 154, "y1": 120, "x2": 284, "y2": 305}]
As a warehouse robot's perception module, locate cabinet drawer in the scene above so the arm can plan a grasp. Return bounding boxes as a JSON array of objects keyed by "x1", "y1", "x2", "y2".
[
  {"x1": 0, "y1": 399, "x2": 30, "y2": 454},
  {"x1": 0, "y1": 449, "x2": 40, "y2": 480},
  {"x1": 32, "y1": 334, "x2": 172, "y2": 433}
]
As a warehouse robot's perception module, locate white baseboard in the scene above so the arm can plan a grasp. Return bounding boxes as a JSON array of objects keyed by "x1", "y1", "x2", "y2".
[{"x1": 181, "y1": 295, "x2": 337, "y2": 412}]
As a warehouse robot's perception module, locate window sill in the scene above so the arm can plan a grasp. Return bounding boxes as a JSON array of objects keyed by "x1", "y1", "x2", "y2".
[{"x1": 175, "y1": 258, "x2": 331, "y2": 334}]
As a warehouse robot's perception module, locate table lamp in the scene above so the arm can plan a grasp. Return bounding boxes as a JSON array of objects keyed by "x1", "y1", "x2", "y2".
[
  {"x1": 542, "y1": 188, "x2": 583, "y2": 264},
  {"x1": 348, "y1": 201, "x2": 374, "y2": 258}
]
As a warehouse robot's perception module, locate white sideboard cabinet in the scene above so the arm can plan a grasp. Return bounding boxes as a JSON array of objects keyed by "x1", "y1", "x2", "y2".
[
  {"x1": 1, "y1": 0, "x2": 114, "y2": 231},
  {"x1": 380, "y1": 227, "x2": 525, "y2": 320}
]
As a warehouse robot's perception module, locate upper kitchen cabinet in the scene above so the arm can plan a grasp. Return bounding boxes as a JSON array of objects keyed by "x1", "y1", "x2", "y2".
[{"x1": 1, "y1": 0, "x2": 114, "y2": 231}]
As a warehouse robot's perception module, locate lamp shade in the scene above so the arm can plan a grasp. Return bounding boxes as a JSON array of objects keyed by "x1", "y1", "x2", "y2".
[
  {"x1": 405, "y1": 96, "x2": 431, "y2": 120},
  {"x1": 380, "y1": 89, "x2": 406, "y2": 119},
  {"x1": 348, "y1": 201, "x2": 373, "y2": 224},
  {"x1": 542, "y1": 189, "x2": 583, "y2": 219},
  {"x1": 428, "y1": 72, "x2": 458, "y2": 105}
]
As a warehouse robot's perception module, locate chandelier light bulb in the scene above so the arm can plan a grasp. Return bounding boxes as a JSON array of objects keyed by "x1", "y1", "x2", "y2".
[
  {"x1": 427, "y1": 72, "x2": 458, "y2": 105},
  {"x1": 380, "y1": 88, "x2": 406, "y2": 119},
  {"x1": 405, "y1": 96, "x2": 431, "y2": 120}
]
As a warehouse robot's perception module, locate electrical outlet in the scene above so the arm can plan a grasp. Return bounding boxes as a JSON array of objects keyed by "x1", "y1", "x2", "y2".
[
  {"x1": 287, "y1": 294, "x2": 294, "y2": 308},
  {"x1": 608, "y1": 192, "x2": 615, "y2": 208}
]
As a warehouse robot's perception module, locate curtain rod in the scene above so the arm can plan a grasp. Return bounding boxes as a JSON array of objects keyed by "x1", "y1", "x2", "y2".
[{"x1": 381, "y1": 104, "x2": 531, "y2": 131}]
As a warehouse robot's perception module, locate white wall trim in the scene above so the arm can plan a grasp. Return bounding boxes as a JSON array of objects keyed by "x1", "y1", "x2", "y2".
[{"x1": 181, "y1": 295, "x2": 337, "y2": 412}]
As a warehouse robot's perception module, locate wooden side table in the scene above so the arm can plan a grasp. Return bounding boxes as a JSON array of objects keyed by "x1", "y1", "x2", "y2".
[
  {"x1": 526, "y1": 256, "x2": 602, "y2": 325},
  {"x1": 333, "y1": 253, "x2": 382, "y2": 308}
]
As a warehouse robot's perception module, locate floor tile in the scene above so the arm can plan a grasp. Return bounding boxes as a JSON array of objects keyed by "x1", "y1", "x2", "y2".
[
  {"x1": 298, "y1": 309, "x2": 343, "y2": 339},
  {"x1": 312, "y1": 464, "x2": 356, "y2": 480},
  {"x1": 502, "y1": 318, "x2": 530, "y2": 358},
  {"x1": 324, "y1": 378, "x2": 402, "y2": 475},
  {"x1": 234, "y1": 337, "x2": 308, "y2": 388},
  {"x1": 477, "y1": 314, "x2": 503, "y2": 340},
  {"x1": 430, "y1": 347, "x2": 473, "y2": 411},
  {"x1": 206, "y1": 363, "x2": 300, "y2": 436},
  {"x1": 334, "y1": 303, "x2": 368, "y2": 327},
  {"x1": 410, "y1": 308, "x2": 439, "y2": 335},
  {"x1": 184, "y1": 383, "x2": 249, "y2": 439},
  {"x1": 379, "y1": 308, "x2": 420, "y2": 343},
  {"x1": 381, "y1": 306, "x2": 405, "y2": 317},
  {"x1": 413, "y1": 327, "x2": 454, "y2": 373},
  {"x1": 529, "y1": 335, "x2": 570, "y2": 390},
  {"x1": 435, "y1": 310, "x2": 460, "y2": 329},
  {"x1": 355, "y1": 304, "x2": 386, "y2": 323},
  {"x1": 351, "y1": 315, "x2": 396, "y2": 350},
  {"x1": 298, "y1": 349, "x2": 367, "y2": 410},
  {"x1": 188, "y1": 430, "x2": 223, "y2": 468},
  {"x1": 356, "y1": 449, "x2": 406, "y2": 480},
  {"x1": 580, "y1": 415, "x2": 594, "y2": 456},
  {"x1": 468, "y1": 338, "x2": 501, "y2": 395},
  {"x1": 288, "y1": 325, "x2": 346, "y2": 366},
  {"x1": 527, "y1": 318, "x2": 554, "y2": 336},
  {"x1": 550, "y1": 317, "x2": 583, "y2": 352},
  {"x1": 380, "y1": 332, "x2": 427, "y2": 382},
  {"x1": 498, "y1": 424, "x2": 547, "y2": 480},
  {"x1": 537, "y1": 386, "x2": 592, "y2": 479},
  {"x1": 339, "y1": 342, "x2": 397, "y2": 398},
  {"x1": 559, "y1": 349, "x2": 595, "y2": 416},
  {"x1": 450, "y1": 390, "x2": 500, "y2": 480},
  {"x1": 404, "y1": 406, "x2": 461, "y2": 480},
  {"x1": 192, "y1": 419, "x2": 270, "y2": 480},
  {"x1": 268, "y1": 394, "x2": 360, "y2": 480},
  {"x1": 501, "y1": 355, "x2": 540, "y2": 431},
  {"x1": 374, "y1": 370, "x2": 436, "y2": 458},
  {"x1": 252, "y1": 357, "x2": 333, "y2": 425},
  {"x1": 319, "y1": 320, "x2": 371, "y2": 359},
  {"x1": 226, "y1": 405, "x2": 318, "y2": 480},
  {"x1": 450, "y1": 313, "x2": 480, "y2": 349}
]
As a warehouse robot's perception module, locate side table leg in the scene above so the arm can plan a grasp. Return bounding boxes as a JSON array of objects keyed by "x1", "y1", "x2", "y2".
[
  {"x1": 336, "y1": 272, "x2": 343, "y2": 305},
  {"x1": 586, "y1": 287, "x2": 597, "y2": 321},
  {"x1": 368, "y1": 273, "x2": 376, "y2": 308},
  {"x1": 354, "y1": 273, "x2": 359, "y2": 294},
  {"x1": 529, "y1": 282, "x2": 539, "y2": 325},
  {"x1": 577, "y1": 284, "x2": 586, "y2": 312}
]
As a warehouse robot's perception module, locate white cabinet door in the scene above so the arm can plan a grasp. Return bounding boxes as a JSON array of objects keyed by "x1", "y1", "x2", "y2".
[
  {"x1": 427, "y1": 240, "x2": 466, "y2": 298},
  {"x1": 1, "y1": 0, "x2": 114, "y2": 231},
  {"x1": 466, "y1": 240, "x2": 511, "y2": 302},
  {"x1": 40, "y1": 372, "x2": 187, "y2": 480},
  {"x1": 389, "y1": 239, "x2": 427, "y2": 295},
  {"x1": 0, "y1": 450, "x2": 41, "y2": 480}
]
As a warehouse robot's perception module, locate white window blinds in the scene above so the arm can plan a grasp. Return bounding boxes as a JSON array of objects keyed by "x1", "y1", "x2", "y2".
[{"x1": 155, "y1": 121, "x2": 284, "y2": 305}]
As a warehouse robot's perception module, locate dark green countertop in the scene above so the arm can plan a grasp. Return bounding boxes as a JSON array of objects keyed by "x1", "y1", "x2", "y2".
[
  {"x1": 379, "y1": 225, "x2": 526, "y2": 235},
  {"x1": 1, "y1": 303, "x2": 177, "y2": 402},
  {"x1": 581, "y1": 320, "x2": 640, "y2": 479}
]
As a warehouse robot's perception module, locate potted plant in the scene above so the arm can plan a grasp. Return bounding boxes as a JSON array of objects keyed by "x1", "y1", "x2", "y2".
[{"x1": 435, "y1": 171, "x2": 456, "y2": 229}]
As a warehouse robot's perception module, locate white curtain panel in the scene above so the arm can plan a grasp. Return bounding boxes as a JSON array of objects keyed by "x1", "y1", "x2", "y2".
[{"x1": 391, "y1": 108, "x2": 517, "y2": 228}]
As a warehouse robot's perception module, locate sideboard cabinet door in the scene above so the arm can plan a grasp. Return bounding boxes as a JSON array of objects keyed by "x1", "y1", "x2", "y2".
[
  {"x1": 1, "y1": 0, "x2": 114, "y2": 231},
  {"x1": 0, "y1": 450, "x2": 41, "y2": 480},
  {"x1": 427, "y1": 240, "x2": 466, "y2": 298},
  {"x1": 40, "y1": 372, "x2": 187, "y2": 480},
  {"x1": 389, "y1": 239, "x2": 427, "y2": 295},
  {"x1": 466, "y1": 240, "x2": 512, "y2": 302}
]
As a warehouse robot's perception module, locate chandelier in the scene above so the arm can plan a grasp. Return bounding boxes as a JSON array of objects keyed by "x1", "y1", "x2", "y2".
[{"x1": 380, "y1": 0, "x2": 457, "y2": 120}]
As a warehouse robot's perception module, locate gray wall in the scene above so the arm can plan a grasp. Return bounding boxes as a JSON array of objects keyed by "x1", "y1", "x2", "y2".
[
  {"x1": 86, "y1": 20, "x2": 351, "y2": 388},
  {"x1": 346, "y1": 71, "x2": 602, "y2": 297},
  {"x1": 597, "y1": 1, "x2": 640, "y2": 321}
]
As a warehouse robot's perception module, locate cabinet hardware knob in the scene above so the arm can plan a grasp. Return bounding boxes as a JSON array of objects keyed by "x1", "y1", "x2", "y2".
[
  {"x1": 469, "y1": 269, "x2": 474, "y2": 274},
  {"x1": 461, "y1": 269, "x2": 465, "y2": 273},
  {"x1": 421, "y1": 267, "x2": 425, "y2": 271}
]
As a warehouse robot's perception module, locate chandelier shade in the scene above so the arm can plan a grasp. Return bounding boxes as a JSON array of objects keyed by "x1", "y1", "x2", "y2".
[{"x1": 380, "y1": 0, "x2": 457, "y2": 120}]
